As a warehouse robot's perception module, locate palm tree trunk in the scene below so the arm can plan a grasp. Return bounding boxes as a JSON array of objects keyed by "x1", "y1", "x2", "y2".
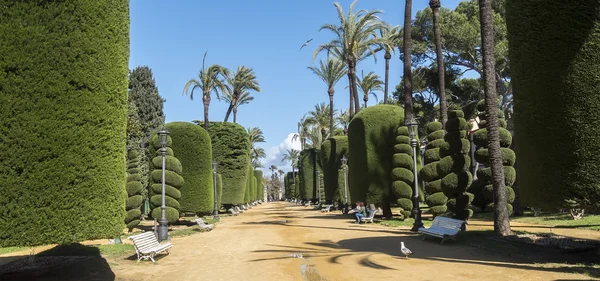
[
  {"x1": 430, "y1": 0, "x2": 447, "y2": 129},
  {"x1": 384, "y1": 52, "x2": 391, "y2": 104},
  {"x1": 348, "y1": 58, "x2": 361, "y2": 116},
  {"x1": 224, "y1": 102, "x2": 234, "y2": 122},
  {"x1": 233, "y1": 107, "x2": 238, "y2": 123},
  {"x1": 203, "y1": 94, "x2": 210, "y2": 130},
  {"x1": 363, "y1": 94, "x2": 368, "y2": 108},
  {"x1": 347, "y1": 72, "x2": 355, "y2": 118},
  {"x1": 403, "y1": 0, "x2": 414, "y2": 121},
  {"x1": 479, "y1": 0, "x2": 512, "y2": 236},
  {"x1": 328, "y1": 89, "x2": 335, "y2": 140}
]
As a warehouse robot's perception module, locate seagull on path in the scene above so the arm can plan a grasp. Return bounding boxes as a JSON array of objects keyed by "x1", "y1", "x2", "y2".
[
  {"x1": 299, "y1": 39, "x2": 313, "y2": 51},
  {"x1": 400, "y1": 242, "x2": 412, "y2": 259}
]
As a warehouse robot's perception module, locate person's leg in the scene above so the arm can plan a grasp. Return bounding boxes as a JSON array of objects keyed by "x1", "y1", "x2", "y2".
[{"x1": 355, "y1": 213, "x2": 364, "y2": 223}]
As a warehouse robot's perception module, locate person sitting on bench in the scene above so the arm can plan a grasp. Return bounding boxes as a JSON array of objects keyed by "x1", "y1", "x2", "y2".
[{"x1": 348, "y1": 201, "x2": 366, "y2": 224}]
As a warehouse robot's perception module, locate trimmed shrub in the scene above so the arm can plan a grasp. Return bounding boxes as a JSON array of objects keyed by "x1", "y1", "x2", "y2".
[
  {"x1": 348, "y1": 105, "x2": 404, "y2": 214},
  {"x1": 207, "y1": 122, "x2": 250, "y2": 205},
  {"x1": 299, "y1": 148, "x2": 323, "y2": 201},
  {"x1": 471, "y1": 99, "x2": 516, "y2": 215},
  {"x1": 255, "y1": 170, "x2": 264, "y2": 201},
  {"x1": 422, "y1": 122, "x2": 447, "y2": 217},
  {"x1": 0, "y1": 0, "x2": 129, "y2": 246},
  {"x1": 216, "y1": 173, "x2": 223, "y2": 207},
  {"x1": 320, "y1": 136, "x2": 348, "y2": 203},
  {"x1": 125, "y1": 150, "x2": 143, "y2": 229},
  {"x1": 165, "y1": 122, "x2": 213, "y2": 215},
  {"x1": 244, "y1": 163, "x2": 253, "y2": 203},
  {"x1": 436, "y1": 110, "x2": 473, "y2": 220},
  {"x1": 391, "y1": 126, "x2": 414, "y2": 218},
  {"x1": 148, "y1": 133, "x2": 184, "y2": 223},
  {"x1": 425, "y1": 179, "x2": 442, "y2": 193}
]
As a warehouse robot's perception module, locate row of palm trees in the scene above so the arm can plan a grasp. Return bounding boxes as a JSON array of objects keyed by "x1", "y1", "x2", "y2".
[{"x1": 183, "y1": 52, "x2": 261, "y2": 130}]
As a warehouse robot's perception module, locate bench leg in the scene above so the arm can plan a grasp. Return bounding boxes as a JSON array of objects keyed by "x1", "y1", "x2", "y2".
[
  {"x1": 440, "y1": 237, "x2": 446, "y2": 245},
  {"x1": 422, "y1": 235, "x2": 426, "y2": 241}
]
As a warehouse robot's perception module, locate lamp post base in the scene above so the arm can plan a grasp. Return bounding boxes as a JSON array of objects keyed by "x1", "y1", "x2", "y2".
[
  {"x1": 410, "y1": 209, "x2": 424, "y2": 232},
  {"x1": 213, "y1": 212, "x2": 220, "y2": 222},
  {"x1": 157, "y1": 218, "x2": 169, "y2": 241}
]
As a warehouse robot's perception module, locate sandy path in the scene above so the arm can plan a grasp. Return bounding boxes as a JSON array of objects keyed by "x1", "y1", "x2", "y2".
[{"x1": 108, "y1": 202, "x2": 595, "y2": 281}]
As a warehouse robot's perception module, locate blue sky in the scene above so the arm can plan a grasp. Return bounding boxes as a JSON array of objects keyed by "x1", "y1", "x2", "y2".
[{"x1": 129, "y1": 0, "x2": 463, "y2": 174}]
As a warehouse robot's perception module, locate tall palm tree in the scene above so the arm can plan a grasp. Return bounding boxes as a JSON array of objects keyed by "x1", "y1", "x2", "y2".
[
  {"x1": 251, "y1": 147, "x2": 266, "y2": 169},
  {"x1": 314, "y1": 0, "x2": 384, "y2": 119},
  {"x1": 306, "y1": 103, "x2": 331, "y2": 141},
  {"x1": 479, "y1": 0, "x2": 512, "y2": 236},
  {"x1": 248, "y1": 127, "x2": 266, "y2": 168},
  {"x1": 357, "y1": 71, "x2": 384, "y2": 108},
  {"x1": 305, "y1": 127, "x2": 325, "y2": 149},
  {"x1": 308, "y1": 58, "x2": 347, "y2": 137},
  {"x1": 337, "y1": 109, "x2": 350, "y2": 135},
  {"x1": 402, "y1": 0, "x2": 414, "y2": 122},
  {"x1": 232, "y1": 92, "x2": 254, "y2": 123},
  {"x1": 281, "y1": 149, "x2": 300, "y2": 186},
  {"x1": 430, "y1": 0, "x2": 448, "y2": 128},
  {"x1": 223, "y1": 66, "x2": 260, "y2": 122},
  {"x1": 379, "y1": 24, "x2": 401, "y2": 104},
  {"x1": 292, "y1": 115, "x2": 310, "y2": 150},
  {"x1": 183, "y1": 52, "x2": 230, "y2": 130}
]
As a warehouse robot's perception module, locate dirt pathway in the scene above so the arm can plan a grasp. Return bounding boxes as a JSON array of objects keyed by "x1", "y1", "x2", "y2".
[{"x1": 109, "y1": 202, "x2": 596, "y2": 281}]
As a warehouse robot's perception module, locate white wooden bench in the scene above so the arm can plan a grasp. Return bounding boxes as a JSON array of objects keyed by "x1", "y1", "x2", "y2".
[
  {"x1": 360, "y1": 210, "x2": 377, "y2": 223},
  {"x1": 235, "y1": 206, "x2": 244, "y2": 213},
  {"x1": 193, "y1": 218, "x2": 214, "y2": 231},
  {"x1": 304, "y1": 201, "x2": 311, "y2": 207},
  {"x1": 321, "y1": 205, "x2": 333, "y2": 212},
  {"x1": 228, "y1": 208, "x2": 239, "y2": 216},
  {"x1": 128, "y1": 232, "x2": 172, "y2": 263},
  {"x1": 418, "y1": 216, "x2": 466, "y2": 244}
]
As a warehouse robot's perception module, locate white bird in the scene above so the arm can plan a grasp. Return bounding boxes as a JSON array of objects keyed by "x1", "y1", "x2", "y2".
[
  {"x1": 289, "y1": 253, "x2": 304, "y2": 259},
  {"x1": 400, "y1": 242, "x2": 412, "y2": 259},
  {"x1": 299, "y1": 38, "x2": 313, "y2": 51}
]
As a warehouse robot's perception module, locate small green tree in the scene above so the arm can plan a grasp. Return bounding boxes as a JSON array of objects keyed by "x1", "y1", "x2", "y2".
[
  {"x1": 148, "y1": 134, "x2": 184, "y2": 223},
  {"x1": 125, "y1": 150, "x2": 143, "y2": 230}
]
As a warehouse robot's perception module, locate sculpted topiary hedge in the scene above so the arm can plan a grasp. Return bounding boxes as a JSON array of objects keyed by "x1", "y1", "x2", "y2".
[
  {"x1": 166, "y1": 122, "x2": 213, "y2": 215},
  {"x1": 208, "y1": 122, "x2": 250, "y2": 205},
  {"x1": 348, "y1": 105, "x2": 404, "y2": 216},
  {"x1": 149, "y1": 133, "x2": 185, "y2": 223},
  {"x1": 321, "y1": 136, "x2": 349, "y2": 203},
  {"x1": 299, "y1": 148, "x2": 323, "y2": 201},
  {"x1": 0, "y1": 0, "x2": 129, "y2": 246},
  {"x1": 391, "y1": 126, "x2": 414, "y2": 218},
  {"x1": 422, "y1": 122, "x2": 447, "y2": 217},
  {"x1": 255, "y1": 170, "x2": 264, "y2": 201},
  {"x1": 125, "y1": 150, "x2": 143, "y2": 229},
  {"x1": 507, "y1": 0, "x2": 600, "y2": 210}
]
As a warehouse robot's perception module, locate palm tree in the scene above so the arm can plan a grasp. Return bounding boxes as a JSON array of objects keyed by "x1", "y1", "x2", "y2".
[
  {"x1": 378, "y1": 23, "x2": 401, "y2": 104},
  {"x1": 357, "y1": 71, "x2": 384, "y2": 108},
  {"x1": 430, "y1": 0, "x2": 448, "y2": 128},
  {"x1": 308, "y1": 58, "x2": 347, "y2": 137},
  {"x1": 223, "y1": 66, "x2": 260, "y2": 123},
  {"x1": 337, "y1": 109, "x2": 350, "y2": 135},
  {"x1": 402, "y1": 0, "x2": 414, "y2": 122},
  {"x1": 306, "y1": 103, "x2": 331, "y2": 141},
  {"x1": 314, "y1": 0, "x2": 384, "y2": 119},
  {"x1": 248, "y1": 127, "x2": 266, "y2": 168},
  {"x1": 251, "y1": 147, "x2": 266, "y2": 169},
  {"x1": 305, "y1": 127, "x2": 324, "y2": 149},
  {"x1": 281, "y1": 149, "x2": 300, "y2": 186},
  {"x1": 479, "y1": 0, "x2": 511, "y2": 236},
  {"x1": 292, "y1": 115, "x2": 310, "y2": 150},
  {"x1": 183, "y1": 52, "x2": 230, "y2": 130}
]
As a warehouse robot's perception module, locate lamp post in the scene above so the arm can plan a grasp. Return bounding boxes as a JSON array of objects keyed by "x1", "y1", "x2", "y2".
[
  {"x1": 341, "y1": 155, "x2": 349, "y2": 214},
  {"x1": 316, "y1": 170, "x2": 321, "y2": 204},
  {"x1": 407, "y1": 118, "x2": 424, "y2": 231},
  {"x1": 212, "y1": 161, "x2": 220, "y2": 221},
  {"x1": 157, "y1": 127, "x2": 169, "y2": 241}
]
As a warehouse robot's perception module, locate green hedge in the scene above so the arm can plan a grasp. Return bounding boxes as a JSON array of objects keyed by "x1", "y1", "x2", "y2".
[
  {"x1": 347, "y1": 105, "x2": 404, "y2": 211},
  {"x1": 320, "y1": 136, "x2": 349, "y2": 203},
  {"x1": 216, "y1": 173, "x2": 223, "y2": 207},
  {"x1": 125, "y1": 150, "x2": 143, "y2": 229},
  {"x1": 391, "y1": 126, "x2": 413, "y2": 218},
  {"x1": 507, "y1": 0, "x2": 600, "y2": 209},
  {"x1": 165, "y1": 122, "x2": 213, "y2": 215},
  {"x1": 285, "y1": 172, "x2": 294, "y2": 198},
  {"x1": 148, "y1": 133, "x2": 184, "y2": 223},
  {"x1": 244, "y1": 162, "x2": 253, "y2": 203},
  {"x1": 250, "y1": 167, "x2": 257, "y2": 202},
  {"x1": 207, "y1": 122, "x2": 250, "y2": 205},
  {"x1": 299, "y1": 148, "x2": 323, "y2": 201},
  {"x1": 255, "y1": 170, "x2": 264, "y2": 201},
  {"x1": 0, "y1": 0, "x2": 129, "y2": 247},
  {"x1": 422, "y1": 122, "x2": 447, "y2": 217}
]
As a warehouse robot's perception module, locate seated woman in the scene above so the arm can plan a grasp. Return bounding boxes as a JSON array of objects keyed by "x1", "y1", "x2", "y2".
[{"x1": 348, "y1": 201, "x2": 366, "y2": 223}]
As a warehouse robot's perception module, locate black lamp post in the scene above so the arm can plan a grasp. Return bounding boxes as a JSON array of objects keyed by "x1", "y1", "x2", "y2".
[
  {"x1": 212, "y1": 161, "x2": 220, "y2": 221},
  {"x1": 341, "y1": 155, "x2": 349, "y2": 214},
  {"x1": 407, "y1": 118, "x2": 424, "y2": 231},
  {"x1": 157, "y1": 127, "x2": 169, "y2": 241}
]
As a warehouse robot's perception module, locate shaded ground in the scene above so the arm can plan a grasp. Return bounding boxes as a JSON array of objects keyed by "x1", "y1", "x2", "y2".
[{"x1": 1, "y1": 202, "x2": 599, "y2": 281}]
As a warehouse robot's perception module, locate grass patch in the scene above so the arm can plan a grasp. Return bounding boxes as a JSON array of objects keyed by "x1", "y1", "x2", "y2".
[
  {"x1": 512, "y1": 213, "x2": 600, "y2": 231},
  {"x1": 96, "y1": 244, "x2": 135, "y2": 258},
  {"x1": 0, "y1": 246, "x2": 29, "y2": 255},
  {"x1": 376, "y1": 218, "x2": 433, "y2": 228},
  {"x1": 169, "y1": 226, "x2": 203, "y2": 237}
]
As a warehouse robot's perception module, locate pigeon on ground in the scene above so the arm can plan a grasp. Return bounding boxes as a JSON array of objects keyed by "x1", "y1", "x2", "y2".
[
  {"x1": 289, "y1": 253, "x2": 304, "y2": 259},
  {"x1": 400, "y1": 242, "x2": 412, "y2": 259},
  {"x1": 299, "y1": 39, "x2": 313, "y2": 51}
]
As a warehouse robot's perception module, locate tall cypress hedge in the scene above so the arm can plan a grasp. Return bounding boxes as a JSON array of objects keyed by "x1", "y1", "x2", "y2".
[
  {"x1": 244, "y1": 163, "x2": 253, "y2": 204},
  {"x1": 166, "y1": 122, "x2": 213, "y2": 215},
  {"x1": 208, "y1": 122, "x2": 250, "y2": 205},
  {"x1": 347, "y1": 105, "x2": 404, "y2": 215},
  {"x1": 255, "y1": 170, "x2": 264, "y2": 201},
  {"x1": 506, "y1": 1, "x2": 600, "y2": 209},
  {"x1": 285, "y1": 172, "x2": 295, "y2": 198},
  {"x1": 149, "y1": 134, "x2": 184, "y2": 223},
  {"x1": 299, "y1": 148, "x2": 323, "y2": 201},
  {"x1": 216, "y1": 173, "x2": 223, "y2": 209},
  {"x1": 125, "y1": 150, "x2": 143, "y2": 229},
  {"x1": 320, "y1": 136, "x2": 349, "y2": 204},
  {"x1": 0, "y1": 0, "x2": 129, "y2": 247}
]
